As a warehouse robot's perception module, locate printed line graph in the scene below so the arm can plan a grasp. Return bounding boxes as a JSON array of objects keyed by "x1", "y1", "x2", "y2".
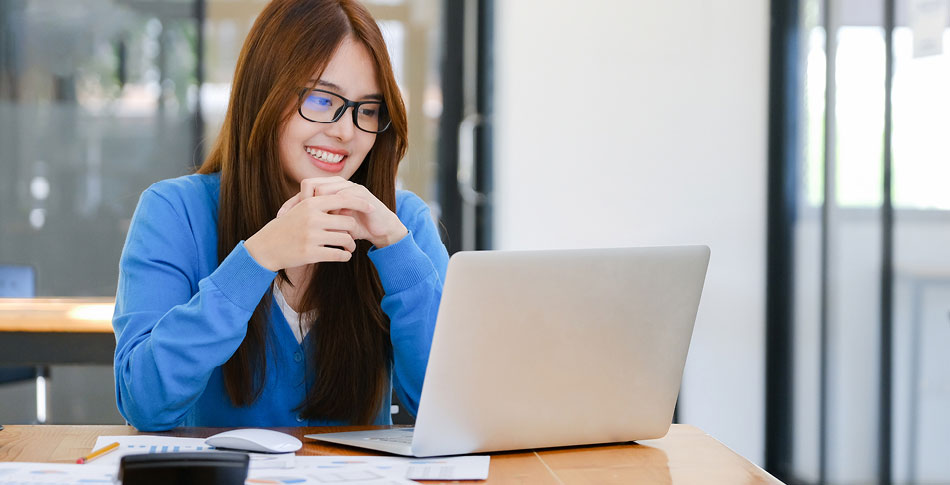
[{"x1": 122, "y1": 443, "x2": 211, "y2": 454}]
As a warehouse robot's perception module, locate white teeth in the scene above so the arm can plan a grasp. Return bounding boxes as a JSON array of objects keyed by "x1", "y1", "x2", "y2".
[{"x1": 306, "y1": 148, "x2": 344, "y2": 164}]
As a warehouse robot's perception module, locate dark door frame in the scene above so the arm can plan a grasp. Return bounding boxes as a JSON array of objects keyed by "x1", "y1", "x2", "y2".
[{"x1": 437, "y1": 0, "x2": 493, "y2": 254}]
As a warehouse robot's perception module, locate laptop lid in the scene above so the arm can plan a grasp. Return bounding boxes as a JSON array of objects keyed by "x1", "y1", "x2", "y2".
[{"x1": 406, "y1": 245, "x2": 710, "y2": 457}]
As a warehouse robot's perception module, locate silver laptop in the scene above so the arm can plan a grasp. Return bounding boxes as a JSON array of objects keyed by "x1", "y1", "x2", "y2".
[{"x1": 306, "y1": 245, "x2": 710, "y2": 457}]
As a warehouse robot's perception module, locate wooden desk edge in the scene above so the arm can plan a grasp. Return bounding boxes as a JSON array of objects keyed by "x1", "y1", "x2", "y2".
[
  {"x1": 0, "y1": 424, "x2": 784, "y2": 484},
  {"x1": 0, "y1": 297, "x2": 115, "y2": 333}
]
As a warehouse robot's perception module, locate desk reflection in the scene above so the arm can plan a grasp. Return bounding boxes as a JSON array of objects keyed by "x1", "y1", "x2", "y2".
[{"x1": 538, "y1": 442, "x2": 672, "y2": 484}]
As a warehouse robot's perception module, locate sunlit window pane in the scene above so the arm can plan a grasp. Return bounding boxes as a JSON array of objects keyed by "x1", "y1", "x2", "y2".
[
  {"x1": 834, "y1": 27, "x2": 885, "y2": 208},
  {"x1": 892, "y1": 28, "x2": 950, "y2": 210}
]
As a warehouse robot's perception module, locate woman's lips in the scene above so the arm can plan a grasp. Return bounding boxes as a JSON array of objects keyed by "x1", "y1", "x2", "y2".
[{"x1": 305, "y1": 146, "x2": 348, "y2": 173}]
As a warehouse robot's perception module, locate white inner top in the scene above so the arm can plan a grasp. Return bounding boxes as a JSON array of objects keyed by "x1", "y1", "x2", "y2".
[{"x1": 273, "y1": 284, "x2": 311, "y2": 344}]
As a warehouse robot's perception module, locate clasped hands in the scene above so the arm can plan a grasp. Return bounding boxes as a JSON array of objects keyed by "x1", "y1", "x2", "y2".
[{"x1": 245, "y1": 177, "x2": 408, "y2": 272}]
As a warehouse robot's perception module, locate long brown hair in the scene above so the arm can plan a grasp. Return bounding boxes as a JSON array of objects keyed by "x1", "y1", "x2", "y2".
[{"x1": 197, "y1": 0, "x2": 408, "y2": 424}]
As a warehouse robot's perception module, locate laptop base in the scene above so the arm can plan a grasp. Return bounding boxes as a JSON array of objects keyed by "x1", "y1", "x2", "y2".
[{"x1": 305, "y1": 428, "x2": 416, "y2": 456}]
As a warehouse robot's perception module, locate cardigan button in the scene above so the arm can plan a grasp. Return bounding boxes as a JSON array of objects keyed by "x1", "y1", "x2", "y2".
[
  {"x1": 295, "y1": 414, "x2": 304, "y2": 423},
  {"x1": 293, "y1": 352, "x2": 302, "y2": 363}
]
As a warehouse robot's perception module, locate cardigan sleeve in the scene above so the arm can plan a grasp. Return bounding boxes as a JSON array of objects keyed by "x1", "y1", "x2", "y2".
[
  {"x1": 367, "y1": 191, "x2": 449, "y2": 416},
  {"x1": 112, "y1": 187, "x2": 276, "y2": 431}
]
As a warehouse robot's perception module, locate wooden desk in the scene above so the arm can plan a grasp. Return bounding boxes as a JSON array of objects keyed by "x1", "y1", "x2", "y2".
[
  {"x1": 0, "y1": 424, "x2": 782, "y2": 484},
  {"x1": 0, "y1": 298, "x2": 115, "y2": 365}
]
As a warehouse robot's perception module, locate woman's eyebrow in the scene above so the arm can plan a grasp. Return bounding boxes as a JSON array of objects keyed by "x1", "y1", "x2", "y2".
[{"x1": 312, "y1": 79, "x2": 383, "y2": 101}]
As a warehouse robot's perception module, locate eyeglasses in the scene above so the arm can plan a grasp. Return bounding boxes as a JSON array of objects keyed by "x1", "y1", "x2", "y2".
[{"x1": 297, "y1": 88, "x2": 391, "y2": 134}]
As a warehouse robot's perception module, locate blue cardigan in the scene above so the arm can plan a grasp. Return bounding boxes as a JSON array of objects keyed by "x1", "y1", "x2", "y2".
[{"x1": 113, "y1": 173, "x2": 449, "y2": 431}]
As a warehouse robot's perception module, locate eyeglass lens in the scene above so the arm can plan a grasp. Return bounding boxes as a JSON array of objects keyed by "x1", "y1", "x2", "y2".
[{"x1": 300, "y1": 91, "x2": 389, "y2": 133}]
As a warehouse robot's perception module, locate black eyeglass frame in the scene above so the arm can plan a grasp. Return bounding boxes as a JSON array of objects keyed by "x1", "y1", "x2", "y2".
[{"x1": 297, "y1": 88, "x2": 392, "y2": 134}]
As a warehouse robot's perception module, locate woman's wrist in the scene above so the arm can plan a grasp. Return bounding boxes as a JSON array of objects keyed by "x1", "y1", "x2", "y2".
[
  {"x1": 372, "y1": 225, "x2": 408, "y2": 249},
  {"x1": 244, "y1": 235, "x2": 280, "y2": 272}
]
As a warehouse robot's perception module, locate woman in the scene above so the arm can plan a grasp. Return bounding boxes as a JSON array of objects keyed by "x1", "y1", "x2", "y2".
[{"x1": 113, "y1": 0, "x2": 448, "y2": 431}]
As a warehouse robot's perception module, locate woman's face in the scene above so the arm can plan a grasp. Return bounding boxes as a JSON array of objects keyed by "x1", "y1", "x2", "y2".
[{"x1": 279, "y1": 36, "x2": 381, "y2": 185}]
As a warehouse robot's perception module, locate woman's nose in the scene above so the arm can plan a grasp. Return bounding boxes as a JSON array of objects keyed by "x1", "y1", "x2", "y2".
[{"x1": 325, "y1": 107, "x2": 356, "y2": 141}]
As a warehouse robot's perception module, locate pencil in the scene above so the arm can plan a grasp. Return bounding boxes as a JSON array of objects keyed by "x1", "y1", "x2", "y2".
[{"x1": 76, "y1": 441, "x2": 119, "y2": 464}]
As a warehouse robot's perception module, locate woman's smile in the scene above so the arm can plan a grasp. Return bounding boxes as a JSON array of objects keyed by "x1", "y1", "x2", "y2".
[{"x1": 305, "y1": 145, "x2": 349, "y2": 173}]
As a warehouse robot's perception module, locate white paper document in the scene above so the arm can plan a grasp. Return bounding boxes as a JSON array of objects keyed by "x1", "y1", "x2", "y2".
[
  {"x1": 0, "y1": 455, "x2": 490, "y2": 485},
  {"x1": 0, "y1": 462, "x2": 115, "y2": 484},
  {"x1": 64, "y1": 436, "x2": 490, "y2": 483},
  {"x1": 0, "y1": 462, "x2": 416, "y2": 485},
  {"x1": 294, "y1": 455, "x2": 491, "y2": 480},
  {"x1": 246, "y1": 467, "x2": 418, "y2": 484},
  {"x1": 92, "y1": 435, "x2": 296, "y2": 469}
]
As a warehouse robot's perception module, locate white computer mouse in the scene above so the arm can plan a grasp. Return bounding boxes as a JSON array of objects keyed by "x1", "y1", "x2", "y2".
[{"x1": 205, "y1": 428, "x2": 303, "y2": 453}]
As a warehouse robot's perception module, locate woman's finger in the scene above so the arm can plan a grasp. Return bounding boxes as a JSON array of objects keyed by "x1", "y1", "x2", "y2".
[
  {"x1": 306, "y1": 193, "x2": 375, "y2": 214},
  {"x1": 312, "y1": 181, "x2": 356, "y2": 197},
  {"x1": 322, "y1": 213, "x2": 360, "y2": 233},
  {"x1": 276, "y1": 193, "x2": 303, "y2": 218},
  {"x1": 311, "y1": 246, "x2": 353, "y2": 263},
  {"x1": 300, "y1": 176, "x2": 348, "y2": 197},
  {"x1": 321, "y1": 230, "x2": 357, "y2": 253}
]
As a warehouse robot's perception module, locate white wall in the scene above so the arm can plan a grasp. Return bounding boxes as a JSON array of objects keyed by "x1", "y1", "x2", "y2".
[{"x1": 493, "y1": 1, "x2": 769, "y2": 463}]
